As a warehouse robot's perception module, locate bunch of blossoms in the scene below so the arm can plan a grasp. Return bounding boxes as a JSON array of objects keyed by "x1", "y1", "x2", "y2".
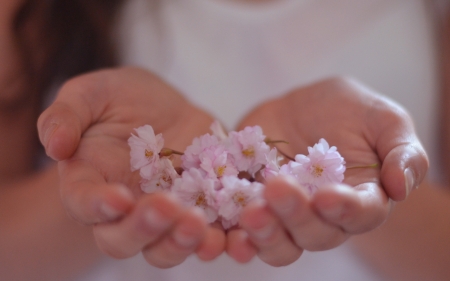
[
  {"x1": 128, "y1": 121, "x2": 346, "y2": 229},
  {"x1": 262, "y1": 139, "x2": 346, "y2": 194}
]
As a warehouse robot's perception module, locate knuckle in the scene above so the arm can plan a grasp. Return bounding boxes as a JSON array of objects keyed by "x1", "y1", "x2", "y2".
[
  {"x1": 321, "y1": 76, "x2": 356, "y2": 89},
  {"x1": 59, "y1": 74, "x2": 100, "y2": 97}
]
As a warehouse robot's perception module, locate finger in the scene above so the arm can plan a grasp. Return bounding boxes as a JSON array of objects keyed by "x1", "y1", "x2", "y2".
[
  {"x1": 367, "y1": 98, "x2": 429, "y2": 201},
  {"x1": 196, "y1": 222, "x2": 226, "y2": 261},
  {"x1": 142, "y1": 207, "x2": 208, "y2": 268},
  {"x1": 312, "y1": 183, "x2": 389, "y2": 233},
  {"x1": 226, "y1": 228, "x2": 257, "y2": 263},
  {"x1": 37, "y1": 102, "x2": 84, "y2": 161},
  {"x1": 380, "y1": 143, "x2": 428, "y2": 201},
  {"x1": 37, "y1": 75, "x2": 110, "y2": 161},
  {"x1": 93, "y1": 193, "x2": 182, "y2": 259},
  {"x1": 59, "y1": 159, "x2": 135, "y2": 224},
  {"x1": 37, "y1": 68, "x2": 191, "y2": 161},
  {"x1": 264, "y1": 176, "x2": 348, "y2": 251},
  {"x1": 240, "y1": 200, "x2": 303, "y2": 267}
]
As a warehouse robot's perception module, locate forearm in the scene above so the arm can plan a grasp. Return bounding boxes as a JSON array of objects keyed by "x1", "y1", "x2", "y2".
[
  {"x1": 350, "y1": 181, "x2": 450, "y2": 281},
  {"x1": 0, "y1": 164, "x2": 103, "y2": 281}
]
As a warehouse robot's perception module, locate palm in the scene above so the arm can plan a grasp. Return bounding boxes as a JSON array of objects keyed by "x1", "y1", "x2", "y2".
[
  {"x1": 238, "y1": 78, "x2": 412, "y2": 191},
  {"x1": 39, "y1": 68, "x2": 225, "y2": 267},
  {"x1": 223, "y1": 78, "x2": 428, "y2": 266},
  {"x1": 56, "y1": 68, "x2": 214, "y2": 196},
  {"x1": 39, "y1": 73, "x2": 427, "y2": 267}
]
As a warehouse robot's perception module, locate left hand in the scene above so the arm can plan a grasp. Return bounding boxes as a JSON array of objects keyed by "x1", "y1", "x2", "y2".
[
  {"x1": 226, "y1": 77, "x2": 429, "y2": 266},
  {"x1": 37, "y1": 67, "x2": 225, "y2": 268}
]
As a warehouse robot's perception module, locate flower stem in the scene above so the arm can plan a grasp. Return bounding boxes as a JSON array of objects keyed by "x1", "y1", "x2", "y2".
[
  {"x1": 346, "y1": 163, "x2": 379, "y2": 169},
  {"x1": 265, "y1": 138, "x2": 289, "y2": 145},
  {"x1": 159, "y1": 148, "x2": 184, "y2": 157},
  {"x1": 265, "y1": 137, "x2": 294, "y2": 160},
  {"x1": 275, "y1": 146, "x2": 295, "y2": 161}
]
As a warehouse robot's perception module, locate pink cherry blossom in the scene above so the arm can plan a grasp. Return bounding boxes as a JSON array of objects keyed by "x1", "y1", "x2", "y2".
[
  {"x1": 140, "y1": 158, "x2": 180, "y2": 193},
  {"x1": 199, "y1": 145, "x2": 238, "y2": 179},
  {"x1": 293, "y1": 138, "x2": 346, "y2": 193},
  {"x1": 279, "y1": 160, "x2": 301, "y2": 177},
  {"x1": 128, "y1": 125, "x2": 164, "y2": 178},
  {"x1": 227, "y1": 126, "x2": 270, "y2": 176},
  {"x1": 262, "y1": 148, "x2": 282, "y2": 180},
  {"x1": 217, "y1": 176, "x2": 264, "y2": 229},
  {"x1": 181, "y1": 133, "x2": 220, "y2": 170},
  {"x1": 210, "y1": 120, "x2": 228, "y2": 141},
  {"x1": 172, "y1": 168, "x2": 219, "y2": 223},
  {"x1": 129, "y1": 123, "x2": 348, "y2": 227}
]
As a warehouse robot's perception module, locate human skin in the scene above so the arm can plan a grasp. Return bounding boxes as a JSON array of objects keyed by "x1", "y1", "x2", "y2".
[
  {"x1": 226, "y1": 77, "x2": 428, "y2": 265},
  {"x1": 0, "y1": 0, "x2": 433, "y2": 277},
  {"x1": 38, "y1": 67, "x2": 226, "y2": 268},
  {"x1": 0, "y1": 1, "x2": 223, "y2": 277},
  {"x1": 352, "y1": 181, "x2": 450, "y2": 281},
  {"x1": 351, "y1": 7, "x2": 450, "y2": 279},
  {"x1": 38, "y1": 68, "x2": 428, "y2": 267}
]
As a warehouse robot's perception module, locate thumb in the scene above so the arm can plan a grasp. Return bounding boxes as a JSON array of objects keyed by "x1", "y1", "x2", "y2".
[
  {"x1": 380, "y1": 143, "x2": 428, "y2": 201},
  {"x1": 368, "y1": 100, "x2": 429, "y2": 201},
  {"x1": 37, "y1": 72, "x2": 110, "y2": 160}
]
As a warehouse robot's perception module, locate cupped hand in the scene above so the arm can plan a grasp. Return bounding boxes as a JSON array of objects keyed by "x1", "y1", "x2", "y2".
[
  {"x1": 226, "y1": 77, "x2": 429, "y2": 266},
  {"x1": 37, "y1": 67, "x2": 225, "y2": 267}
]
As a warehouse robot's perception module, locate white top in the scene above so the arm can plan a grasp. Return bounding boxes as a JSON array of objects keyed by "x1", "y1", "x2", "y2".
[{"x1": 76, "y1": 0, "x2": 439, "y2": 280}]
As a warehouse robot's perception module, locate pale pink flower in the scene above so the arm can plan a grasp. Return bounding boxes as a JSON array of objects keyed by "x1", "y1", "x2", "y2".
[
  {"x1": 181, "y1": 133, "x2": 220, "y2": 170},
  {"x1": 210, "y1": 120, "x2": 228, "y2": 141},
  {"x1": 172, "y1": 168, "x2": 219, "y2": 223},
  {"x1": 199, "y1": 145, "x2": 239, "y2": 179},
  {"x1": 217, "y1": 176, "x2": 264, "y2": 229},
  {"x1": 140, "y1": 158, "x2": 180, "y2": 193},
  {"x1": 227, "y1": 126, "x2": 270, "y2": 176},
  {"x1": 294, "y1": 138, "x2": 346, "y2": 193},
  {"x1": 262, "y1": 148, "x2": 282, "y2": 180},
  {"x1": 128, "y1": 125, "x2": 164, "y2": 178},
  {"x1": 279, "y1": 160, "x2": 301, "y2": 177}
]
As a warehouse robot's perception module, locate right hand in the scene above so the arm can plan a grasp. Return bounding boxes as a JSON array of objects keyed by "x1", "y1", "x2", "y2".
[
  {"x1": 226, "y1": 77, "x2": 429, "y2": 266},
  {"x1": 37, "y1": 67, "x2": 225, "y2": 268}
]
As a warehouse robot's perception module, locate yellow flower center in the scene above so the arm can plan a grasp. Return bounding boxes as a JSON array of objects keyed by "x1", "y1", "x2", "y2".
[
  {"x1": 194, "y1": 192, "x2": 207, "y2": 208},
  {"x1": 161, "y1": 174, "x2": 172, "y2": 185},
  {"x1": 311, "y1": 164, "x2": 324, "y2": 177},
  {"x1": 242, "y1": 147, "x2": 255, "y2": 158},
  {"x1": 233, "y1": 192, "x2": 247, "y2": 207},
  {"x1": 216, "y1": 165, "x2": 226, "y2": 177},
  {"x1": 145, "y1": 149, "x2": 154, "y2": 158}
]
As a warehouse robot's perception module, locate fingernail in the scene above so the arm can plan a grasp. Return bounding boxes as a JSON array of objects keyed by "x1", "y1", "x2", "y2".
[
  {"x1": 173, "y1": 226, "x2": 199, "y2": 248},
  {"x1": 404, "y1": 167, "x2": 416, "y2": 197},
  {"x1": 43, "y1": 121, "x2": 58, "y2": 148},
  {"x1": 144, "y1": 208, "x2": 171, "y2": 231},
  {"x1": 100, "y1": 202, "x2": 122, "y2": 221}
]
